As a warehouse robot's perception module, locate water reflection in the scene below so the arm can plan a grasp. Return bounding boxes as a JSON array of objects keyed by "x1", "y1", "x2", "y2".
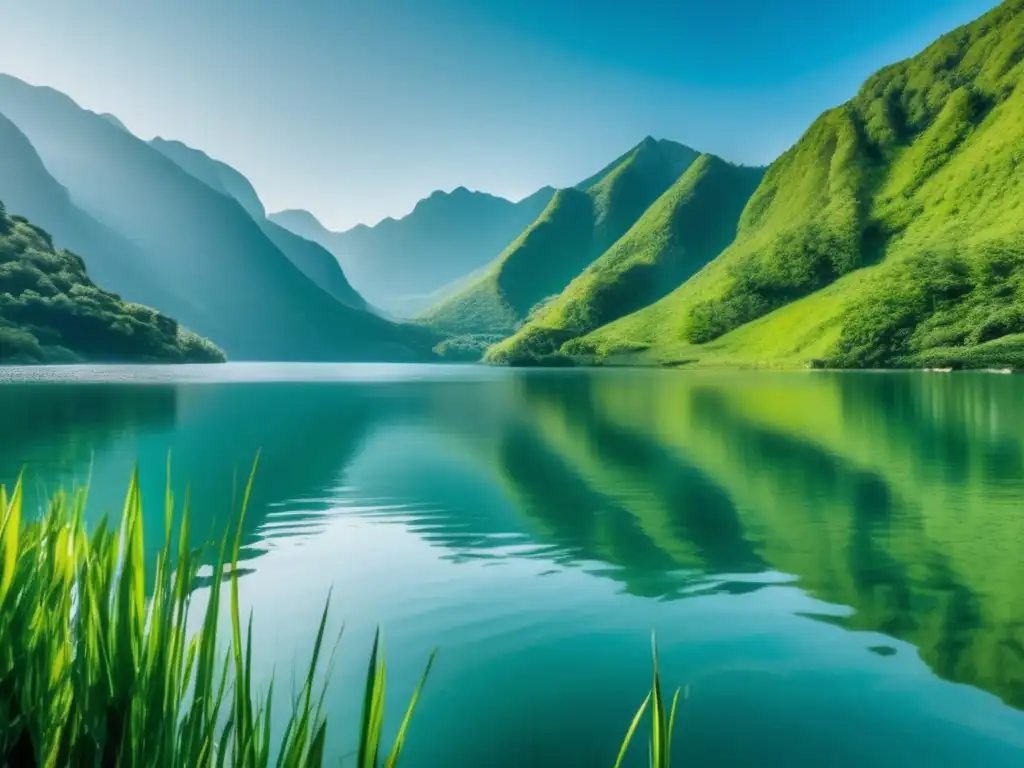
[
  {"x1": 494, "y1": 371, "x2": 1024, "y2": 710},
  {"x1": 0, "y1": 367, "x2": 1021, "y2": 714}
]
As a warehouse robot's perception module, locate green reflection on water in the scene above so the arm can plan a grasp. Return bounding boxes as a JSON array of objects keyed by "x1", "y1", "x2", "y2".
[{"x1": 0, "y1": 368, "x2": 1021, "y2": 722}]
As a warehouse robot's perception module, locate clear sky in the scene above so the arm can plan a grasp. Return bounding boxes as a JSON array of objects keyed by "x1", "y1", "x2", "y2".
[{"x1": 0, "y1": 0, "x2": 1001, "y2": 231}]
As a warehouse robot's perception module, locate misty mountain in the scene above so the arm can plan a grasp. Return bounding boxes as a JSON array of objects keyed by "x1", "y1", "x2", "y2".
[
  {"x1": 149, "y1": 137, "x2": 366, "y2": 310},
  {"x1": 0, "y1": 74, "x2": 431, "y2": 361},
  {"x1": 270, "y1": 185, "x2": 556, "y2": 316}
]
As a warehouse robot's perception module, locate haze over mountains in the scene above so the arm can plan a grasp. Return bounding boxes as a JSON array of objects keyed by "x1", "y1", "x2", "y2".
[
  {"x1": 0, "y1": 110, "x2": 187, "y2": 321},
  {"x1": 0, "y1": 200, "x2": 224, "y2": 364},
  {"x1": 270, "y1": 185, "x2": 556, "y2": 316},
  {"x1": 148, "y1": 137, "x2": 367, "y2": 311},
  {"x1": 1, "y1": 0, "x2": 1022, "y2": 368},
  {"x1": 0, "y1": 74, "x2": 433, "y2": 362}
]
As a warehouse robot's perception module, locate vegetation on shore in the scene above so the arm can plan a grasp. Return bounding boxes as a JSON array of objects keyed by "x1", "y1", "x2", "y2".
[
  {"x1": 0, "y1": 471, "x2": 679, "y2": 766},
  {"x1": 0, "y1": 201, "x2": 225, "y2": 364}
]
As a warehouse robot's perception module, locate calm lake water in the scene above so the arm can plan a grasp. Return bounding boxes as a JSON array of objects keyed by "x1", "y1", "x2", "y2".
[{"x1": 1, "y1": 364, "x2": 1023, "y2": 766}]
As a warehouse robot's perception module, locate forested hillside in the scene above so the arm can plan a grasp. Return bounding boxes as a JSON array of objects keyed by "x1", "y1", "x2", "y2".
[{"x1": 0, "y1": 201, "x2": 224, "y2": 363}]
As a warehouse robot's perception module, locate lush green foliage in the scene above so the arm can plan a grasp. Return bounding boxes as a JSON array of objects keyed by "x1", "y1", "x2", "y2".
[
  {"x1": 417, "y1": 138, "x2": 700, "y2": 338},
  {"x1": 0, "y1": 110, "x2": 188, "y2": 324},
  {"x1": 578, "y1": 0, "x2": 1024, "y2": 369},
  {"x1": 432, "y1": 333, "x2": 508, "y2": 362},
  {"x1": 487, "y1": 155, "x2": 764, "y2": 363},
  {"x1": 0, "y1": 202, "x2": 224, "y2": 364}
]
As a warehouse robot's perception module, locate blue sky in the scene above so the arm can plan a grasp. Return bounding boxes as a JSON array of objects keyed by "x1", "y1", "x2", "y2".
[{"x1": 0, "y1": 0, "x2": 1001, "y2": 230}]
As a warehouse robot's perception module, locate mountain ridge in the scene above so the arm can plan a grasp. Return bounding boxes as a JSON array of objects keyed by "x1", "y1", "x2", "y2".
[
  {"x1": 568, "y1": 0, "x2": 1024, "y2": 370},
  {"x1": 269, "y1": 184, "x2": 557, "y2": 316},
  {"x1": 0, "y1": 73, "x2": 433, "y2": 361},
  {"x1": 416, "y1": 137, "x2": 702, "y2": 339},
  {"x1": 149, "y1": 137, "x2": 367, "y2": 310},
  {"x1": 0, "y1": 109, "x2": 198, "y2": 322},
  {"x1": 487, "y1": 154, "x2": 766, "y2": 363}
]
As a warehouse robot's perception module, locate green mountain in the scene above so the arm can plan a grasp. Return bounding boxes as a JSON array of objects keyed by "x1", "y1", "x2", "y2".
[
  {"x1": 149, "y1": 137, "x2": 367, "y2": 310},
  {"x1": 417, "y1": 137, "x2": 701, "y2": 339},
  {"x1": 0, "y1": 75, "x2": 433, "y2": 361},
  {"x1": 487, "y1": 154, "x2": 765, "y2": 363},
  {"x1": 575, "y1": 0, "x2": 1024, "y2": 370},
  {"x1": 270, "y1": 185, "x2": 556, "y2": 316},
  {"x1": 0, "y1": 200, "x2": 224, "y2": 364}
]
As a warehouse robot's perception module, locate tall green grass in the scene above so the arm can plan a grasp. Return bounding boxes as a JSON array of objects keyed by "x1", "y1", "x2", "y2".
[
  {"x1": 0, "y1": 468, "x2": 679, "y2": 767},
  {"x1": 0, "y1": 465, "x2": 433, "y2": 768},
  {"x1": 614, "y1": 638, "x2": 684, "y2": 768}
]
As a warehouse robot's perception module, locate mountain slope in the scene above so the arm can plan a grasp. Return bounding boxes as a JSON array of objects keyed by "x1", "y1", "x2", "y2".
[
  {"x1": 0, "y1": 75, "x2": 430, "y2": 361},
  {"x1": 149, "y1": 137, "x2": 266, "y2": 219},
  {"x1": 270, "y1": 185, "x2": 556, "y2": 316},
  {"x1": 487, "y1": 155, "x2": 765, "y2": 363},
  {"x1": 270, "y1": 208, "x2": 328, "y2": 245},
  {"x1": 0, "y1": 111, "x2": 195, "y2": 320},
  {"x1": 418, "y1": 137, "x2": 701, "y2": 337},
  {"x1": 576, "y1": 0, "x2": 1024, "y2": 370},
  {"x1": 149, "y1": 137, "x2": 366, "y2": 309},
  {"x1": 0, "y1": 201, "x2": 224, "y2": 363}
]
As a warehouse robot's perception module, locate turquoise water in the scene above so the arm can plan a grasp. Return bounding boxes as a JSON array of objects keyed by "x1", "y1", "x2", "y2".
[{"x1": 1, "y1": 364, "x2": 1023, "y2": 766}]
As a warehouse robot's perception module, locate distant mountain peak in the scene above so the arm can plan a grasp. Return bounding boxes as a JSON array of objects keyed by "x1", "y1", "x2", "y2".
[
  {"x1": 272, "y1": 208, "x2": 326, "y2": 230},
  {"x1": 98, "y1": 113, "x2": 130, "y2": 133},
  {"x1": 411, "y1": 186, "x2": 493, "y2": 215},
  {"x1": 636, "y1": 135, "x2": 698, "y2": 156}
]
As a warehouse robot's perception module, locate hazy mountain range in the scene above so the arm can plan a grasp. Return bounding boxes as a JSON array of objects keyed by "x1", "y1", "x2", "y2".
[
  {"x1": 0, "y1": 74, "x2": 433, "y2": 362},
  {"x1": 270, "y1": 185, "x2": 556, "y2": 316},
  {"x1": 1, "y1": 0, "x2": 1022, "y2": 368}
]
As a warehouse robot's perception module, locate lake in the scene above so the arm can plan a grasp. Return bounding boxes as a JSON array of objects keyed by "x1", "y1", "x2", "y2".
[{"x1": 0, "y1": 364, "x2": 1022, "y2": 766}]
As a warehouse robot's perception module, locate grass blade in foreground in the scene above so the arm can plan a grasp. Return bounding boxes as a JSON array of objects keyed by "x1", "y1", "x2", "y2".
[
  {"x1": 0, "y1": 467, "x2": 683, "y2": 766},
  {"x1": 0, "y1": 468, "x2": 432, "y2": 768},
  {"x1": 614, "y1": 634, "x2": 682, "y2": 768}
]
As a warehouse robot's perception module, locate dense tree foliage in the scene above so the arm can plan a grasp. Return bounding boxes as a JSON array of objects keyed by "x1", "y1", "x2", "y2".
[{"x1": 0, "y1": 201, "x2": 225, "y2": 364}]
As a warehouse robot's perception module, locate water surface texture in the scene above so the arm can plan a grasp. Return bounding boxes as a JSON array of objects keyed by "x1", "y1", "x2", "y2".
[{"x1": 1, "y1": 365, "x2": 1022, "y2": 766}]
